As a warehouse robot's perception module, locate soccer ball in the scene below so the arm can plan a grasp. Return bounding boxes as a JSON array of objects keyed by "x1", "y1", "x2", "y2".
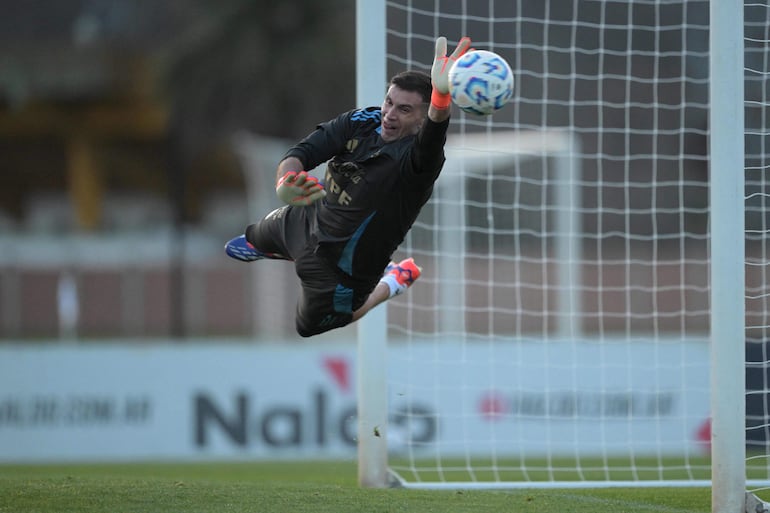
[{"x1": 448, "y1": 50, "x2": 514, "y2": 116}]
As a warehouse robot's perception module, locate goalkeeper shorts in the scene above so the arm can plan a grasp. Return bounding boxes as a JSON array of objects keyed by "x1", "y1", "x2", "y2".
[{"x1": 245, "y1": 204, "x2": 378, "y2": 337}]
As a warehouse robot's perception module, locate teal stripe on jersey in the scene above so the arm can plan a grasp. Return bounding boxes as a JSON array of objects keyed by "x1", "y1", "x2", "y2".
[{"x1": 338, "y1": 211, "x2": 376, "y2": 274}]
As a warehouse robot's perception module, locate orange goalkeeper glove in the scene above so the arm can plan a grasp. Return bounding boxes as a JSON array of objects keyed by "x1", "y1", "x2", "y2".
[{"x1": 430, "y1": 36, "x2": 472, "y2": 110}]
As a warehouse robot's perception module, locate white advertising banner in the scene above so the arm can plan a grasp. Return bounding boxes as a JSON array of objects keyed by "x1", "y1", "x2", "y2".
[
  {"x1": 0, "y1": 339, "x2": 709, "y2": 462},
  {"x1": 387, "y1": 338, "x2": 711, "y2": 457}
]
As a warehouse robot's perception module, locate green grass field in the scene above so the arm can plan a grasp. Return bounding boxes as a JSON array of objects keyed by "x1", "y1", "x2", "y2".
[{"x1": 0, "y1": 461, "x2": 719, "y2": 513}]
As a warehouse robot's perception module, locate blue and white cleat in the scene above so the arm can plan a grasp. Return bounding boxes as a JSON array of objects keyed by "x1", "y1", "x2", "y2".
[{"x1": 224, "y1": 235, "x2": 290, "y2": 262}]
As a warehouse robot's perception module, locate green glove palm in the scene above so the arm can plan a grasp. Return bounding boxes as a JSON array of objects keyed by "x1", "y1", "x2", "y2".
[{"x1": 276, "y1": 171, "x2": 326, "y2": 206}]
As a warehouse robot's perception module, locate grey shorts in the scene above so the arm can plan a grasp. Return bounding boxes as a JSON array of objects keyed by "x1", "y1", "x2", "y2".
[{"x1": 245, "y1": 205, "x2": 377, "y2": 337}]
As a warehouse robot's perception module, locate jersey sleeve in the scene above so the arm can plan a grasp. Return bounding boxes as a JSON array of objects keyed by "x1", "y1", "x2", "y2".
[
  {"x1": 409, "y1": 116, "x2": 450, "y2": 179},
  {"x1": 283, "y1": 107, "x2": 380, "y2": 170}
]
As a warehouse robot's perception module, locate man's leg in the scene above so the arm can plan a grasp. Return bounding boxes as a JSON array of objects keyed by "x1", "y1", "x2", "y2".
[
  {"x1": 224, "y1": 205, "x2": 293, "y2": 262},
  {"x1": 224, "y1": 235, "x2": 291, "y2": 262},
  {"x1": 351, "y1": 258, "x2": 421, "y2": 322},
  {"x1": 293, "y1": 257, "x2": 421, "y2": 336},
  {"x1": 293, "y1": 254, "x2": 357, "y2": 337}
]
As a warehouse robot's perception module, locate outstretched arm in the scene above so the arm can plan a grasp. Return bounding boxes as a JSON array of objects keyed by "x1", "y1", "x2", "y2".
[{"x1": 428, "y1": 36, "x2": 471, "y2": 123}]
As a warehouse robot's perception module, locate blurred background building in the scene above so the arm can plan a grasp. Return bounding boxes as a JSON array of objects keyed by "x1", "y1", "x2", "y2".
[
  {"x1": 2, "y1": 0, "x2": 763, "y2": 342},
  {"x1": 0, "y1": 0, "x2": 355, "y2": 340}
]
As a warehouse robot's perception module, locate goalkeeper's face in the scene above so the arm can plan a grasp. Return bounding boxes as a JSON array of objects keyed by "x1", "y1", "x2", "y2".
[{"x1": 380, "y1": 85, "x2": 428, "y2": 143}]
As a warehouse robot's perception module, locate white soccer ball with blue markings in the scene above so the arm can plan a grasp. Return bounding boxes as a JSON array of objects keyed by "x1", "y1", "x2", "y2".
[{"x1": 448, "y1": 50, "x2": 514, "y2": 116}]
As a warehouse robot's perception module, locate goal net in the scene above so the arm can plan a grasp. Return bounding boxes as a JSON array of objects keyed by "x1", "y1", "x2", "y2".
[
  {"x1": 354, "y1": 0, "x2": 770, "y2": 500},
  {"x1": 744, "y1": 0, "x2": 770, "y2": 503},
  {"x1": 381, "y1": 0, "x2": 711, "y2": 488}
]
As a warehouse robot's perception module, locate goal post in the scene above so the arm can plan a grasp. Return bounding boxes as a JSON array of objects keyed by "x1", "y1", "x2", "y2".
[
  {"x1": 355, "y1": 0, "x2": 389, "y2": 488},
  {"x1": 708, "y1": 2, "x2": 745, "y2": 512},
  {"x1": 436, "y1": 130, "x2": 582, "y2": 339}
]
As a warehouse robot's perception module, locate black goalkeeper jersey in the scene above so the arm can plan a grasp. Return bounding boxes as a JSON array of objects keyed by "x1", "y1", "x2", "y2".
[{"x1": 283, "y1": 106, "x2": 449, "y2": 282}]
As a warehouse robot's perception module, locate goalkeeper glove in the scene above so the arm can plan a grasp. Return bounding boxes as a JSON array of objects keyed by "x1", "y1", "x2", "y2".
[
  {"x1": 430, "y1": 36, "x2": 472, "y2": 110},
  {"x1": 276, "y1": 171, "x2": 326, "y2": 206}
]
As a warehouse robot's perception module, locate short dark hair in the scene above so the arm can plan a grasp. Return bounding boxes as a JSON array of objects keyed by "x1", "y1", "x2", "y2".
[{"x1": 389, "y1": 70, "x2": 432, "y2": 104}]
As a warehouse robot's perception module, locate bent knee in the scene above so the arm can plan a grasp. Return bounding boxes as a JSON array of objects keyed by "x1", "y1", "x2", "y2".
[
  {"x1": 295, "y1": 313, "x2": 351, "y2": 338},
  {"x1": 295, "y1": 319, "x2": 318, "y2": 338}
]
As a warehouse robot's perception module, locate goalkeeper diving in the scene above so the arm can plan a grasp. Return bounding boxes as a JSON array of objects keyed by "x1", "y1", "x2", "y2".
[{"x1": 225, "y1": 36, "x2": 471, "y2": 337}]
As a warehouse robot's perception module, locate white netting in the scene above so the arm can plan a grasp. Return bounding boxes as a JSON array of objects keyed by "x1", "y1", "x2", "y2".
[
  {"x1": 744, "y1": 0, "x2": 770, "y2": 497},
  {"x1": 378, "y1": 0, "x2": 753, "y2": 488}
]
